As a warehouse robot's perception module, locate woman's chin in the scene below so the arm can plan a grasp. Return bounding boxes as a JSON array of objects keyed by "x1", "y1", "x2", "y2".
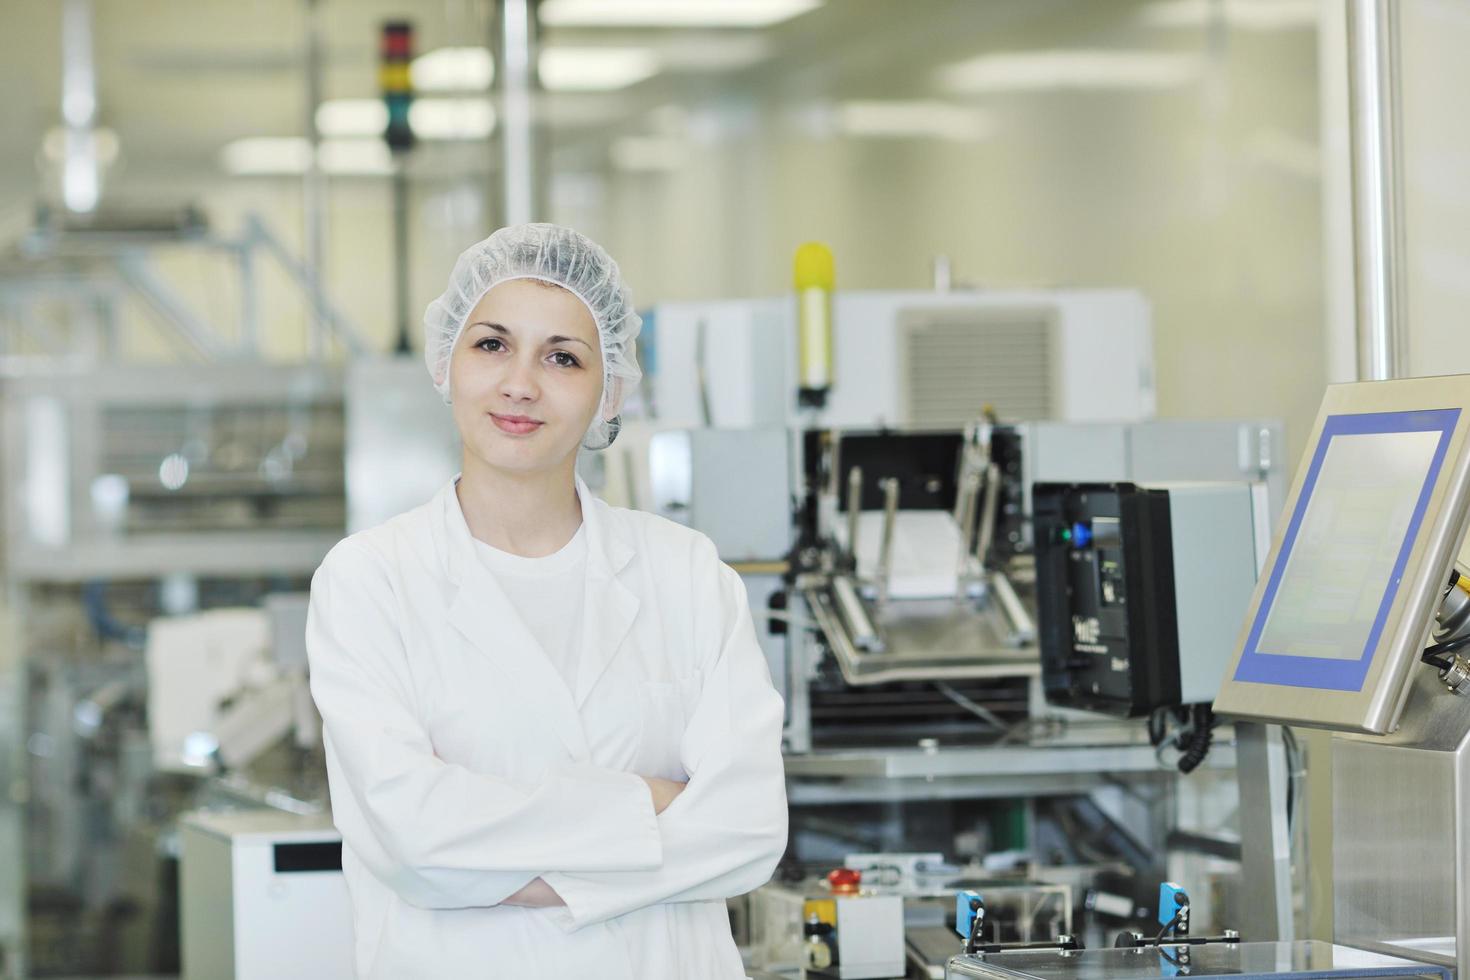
[{"x1": 468, "y1": 436, "x2": 577, "y2": 476}]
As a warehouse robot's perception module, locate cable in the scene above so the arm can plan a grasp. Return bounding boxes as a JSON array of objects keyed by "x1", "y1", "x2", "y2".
[
  {"x1": 1281, "y1": 725, "x2": 1300, "y2": 831},
  {"x1": 750, "y1": 608, "x2": 819, "y2": 632},
  {"x1": 1175, "y1": 704, "x2": 1216, "y2": 774},
  {"x1": 1147, "y1": 708, "x2": 1167, "y2": 747},
  {"x1": 934, "y1": 681, "x2": 1010, "y2": 731},
  {"x1": 1153, "y1": 906, "x2": 1184, "y2": 945},
  {"x1": 1422, "y1": 634, "x2": 1470, "y2": 671},
  {"x1": 1026, "y1": 890, "x2": 1061, "y2": 939}
]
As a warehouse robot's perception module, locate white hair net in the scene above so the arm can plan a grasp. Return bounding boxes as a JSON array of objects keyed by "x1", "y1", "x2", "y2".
[{"x1": 423, "y1": 223, "x2": 643, "y2": 450}]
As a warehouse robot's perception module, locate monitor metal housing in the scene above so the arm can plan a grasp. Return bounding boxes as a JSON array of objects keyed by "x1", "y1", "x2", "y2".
[{"x1": 1214, "y1": 376, "x2": 1470, "y2": 735}]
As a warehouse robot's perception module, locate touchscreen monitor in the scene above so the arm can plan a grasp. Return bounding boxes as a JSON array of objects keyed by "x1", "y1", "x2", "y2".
[{"x1": 1231, "y1": 409, "x2": 1459, "y2": 693}]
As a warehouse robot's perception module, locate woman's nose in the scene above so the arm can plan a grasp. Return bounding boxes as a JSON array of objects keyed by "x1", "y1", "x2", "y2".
[{"x1": 499, "y1": 355, "x2": 539, "y2": 402}]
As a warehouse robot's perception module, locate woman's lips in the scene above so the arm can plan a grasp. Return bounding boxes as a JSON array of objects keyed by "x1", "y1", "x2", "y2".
[{"x1": 490, "y1": 413, "x2": 544, "y2": 435}]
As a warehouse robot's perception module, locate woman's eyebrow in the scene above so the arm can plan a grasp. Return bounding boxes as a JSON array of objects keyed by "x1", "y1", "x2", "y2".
[{"x1": 467, "y1": 322, "x2": 590, "y2": 349}]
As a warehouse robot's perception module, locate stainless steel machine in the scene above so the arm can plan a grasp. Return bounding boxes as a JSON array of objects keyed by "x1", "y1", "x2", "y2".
[
  {"x1": 783, "y1": 418, "x2": 1285, "y2": 755},
  {"x1": 2, "y1": 364, "x2": 345, "y2": 976},
  {"x1": 948, "y1": 374, "x2": 1470, "y2": 980},
  {"x1": 946, "y1": 940, "x2": 1449, "y2": 980},
  {"x1": 643, "y1": 289, "x2": 1157, "y2": 431},
  {"x1": 1215, "y1": 375, "x2": 1470, "y2": 976}
]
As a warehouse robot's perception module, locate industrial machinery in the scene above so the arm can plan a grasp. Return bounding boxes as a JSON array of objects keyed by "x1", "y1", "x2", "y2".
[
  {"x1": 4, "y1": 364, "x2": 344, "y2": 975},
  {"x1": 946, "y1": 878, "x2": 1446, "y2": 980},
  {"x1": 2, "y1": 366, "x2": 345, "y2": 581},
  {"x1": 178, "y1": 810, "x2": 352, "y2": 980},
  {"x1": 0, "y1": 198, "x2": 373, "y2": 974},
  {"x1": 783, "y1": 420, "x2": 1285, "y2": 753},
  {"x1": 948, "y1": 375, "x2": 1470, "y2": 980},
  {"x1": 1213, "y1": 379, "x2": 1470, "y2": 972},
  {"x1": 1032, "y1": 482, "x2": 1268, "y2": 773},
  {"x1": 748, "y1": 856, "x2": 1072, "y2": 980},
  {"x1": 946, "y1": 940, "x2": 1448, "y2": 980},
  {"x1": 642, "y1": 289, "x2": 1156, "y2": 431}
]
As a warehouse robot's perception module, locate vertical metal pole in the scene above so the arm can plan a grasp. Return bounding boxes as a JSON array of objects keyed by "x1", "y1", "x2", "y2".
[
  {"x1": 303, "y1": 0, "x2": 327, "y2": 360},
  {"x1": 954, "y1": 469, "x2": 980, "y2": 590},
  {"x1": 497, "y1": 0, "x2": 539, "y2": 225},
  {"x1": 61, "y1": 0, "x2": 100, "y2": 214},
  {"x1": 974, "y1": 463, "x2": 1001, "y2": 570},
  {"x1": 1346, "y1": 0, "x2": 1407, "y2": 381},
  {"x1": 845, "y1": 465, "x2": 863, "y2": 560},
  {"x1": 393, "y1": 168, "x2": 411, "y2": 354},
  {"x1": 1236, "y1": 722, "x2": 1294, "y2": 941},
  {"x1": 875, "y1": 477, "x2": 900, "y2": 608}
]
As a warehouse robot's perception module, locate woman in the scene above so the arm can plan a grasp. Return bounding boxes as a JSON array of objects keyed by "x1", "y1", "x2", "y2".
[{"x1": 306, "y1": 223, "x2": 788, "y2": 979}]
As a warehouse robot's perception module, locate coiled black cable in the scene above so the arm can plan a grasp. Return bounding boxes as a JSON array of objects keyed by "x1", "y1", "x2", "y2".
[{"x1": 1175, "y1": 704, "x2": 1216, "y2": 774}]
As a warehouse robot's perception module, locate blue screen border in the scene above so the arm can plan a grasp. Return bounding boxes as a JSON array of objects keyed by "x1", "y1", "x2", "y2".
[{"x1": 1233, "y1": 408, "x2": 1462, "y2": 692}]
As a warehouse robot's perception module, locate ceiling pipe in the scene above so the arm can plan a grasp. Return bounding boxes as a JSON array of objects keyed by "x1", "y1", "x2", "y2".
[
  {"x1": 61, "y1": 0, "x2": 100, "y2": 214},
  {"x1": 1346, "y1": 0, "x2": 1408, "y2": 381},
  {"x1": 496, "y1": 0, "x2": 542, "y2": 225}
]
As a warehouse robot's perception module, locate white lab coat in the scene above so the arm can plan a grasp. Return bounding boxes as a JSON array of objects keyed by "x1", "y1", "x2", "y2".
[{"x1": 306, "y1": 478, "x2": 788, "y2": 980}]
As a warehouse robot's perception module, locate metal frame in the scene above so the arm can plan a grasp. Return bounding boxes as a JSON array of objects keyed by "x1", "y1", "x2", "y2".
[
  {"x1": 1215, "y1": 376, "x2": 1470, "y2": 734},
  {"x1": 2, "y1": 365, "x2": 346, "y2": 582},
  {"x1": 5, "y1": 210, "x2": 368, "y2": 362},
  {"x1": 1234, "y1": 409, "x2": 1458, "y2": 693}
]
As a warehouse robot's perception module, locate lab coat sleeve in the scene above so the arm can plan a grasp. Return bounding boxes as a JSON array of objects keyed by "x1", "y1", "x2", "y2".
[
  {"x1": 542, "y1": 551, "x2": 788, "y2": 929},
  {"x1": 307, "y1": 539, "x2": 663, "y2": 910}
]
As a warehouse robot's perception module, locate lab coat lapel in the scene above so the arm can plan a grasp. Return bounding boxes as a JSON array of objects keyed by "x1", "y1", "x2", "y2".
[
  {"x1": 439, "y1": 482, "x2": 590, "y2": 761},
  {"x1": 572, "y1": 479, "x2": 640, "y2": 709}
]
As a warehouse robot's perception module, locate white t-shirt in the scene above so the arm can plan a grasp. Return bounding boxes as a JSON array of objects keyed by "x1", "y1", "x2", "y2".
[{"x1": 472, "y1": 524, "x2": 588, "y2": 693}]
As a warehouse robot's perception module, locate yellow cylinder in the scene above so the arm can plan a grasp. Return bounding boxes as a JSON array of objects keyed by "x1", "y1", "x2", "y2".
[{"x1": 794, "y1": 241, "x2": 834, "y2": 407}]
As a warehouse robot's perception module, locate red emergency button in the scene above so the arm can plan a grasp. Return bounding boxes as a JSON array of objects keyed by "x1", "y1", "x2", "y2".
[{"x1": 827, "y1": 868, "x2": 862, "y2": 893}]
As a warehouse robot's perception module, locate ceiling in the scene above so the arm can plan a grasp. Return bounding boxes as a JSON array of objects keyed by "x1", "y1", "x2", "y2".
[{"x1": 0, "y1": 0, "x2": 1321, "y2": 227}]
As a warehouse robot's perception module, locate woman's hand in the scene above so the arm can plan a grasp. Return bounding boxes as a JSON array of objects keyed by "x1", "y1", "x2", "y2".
[
  {"x1": 500, "y1": 877, "x2": 566, "y2": 907},
  {"x1": 640, "y1": 775, "x2": 687, "y2": 814}
]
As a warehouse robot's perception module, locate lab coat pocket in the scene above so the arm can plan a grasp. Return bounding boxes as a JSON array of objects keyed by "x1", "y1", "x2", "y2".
[{"x1": 635, "y1": 680, "x2": 690, "y2": 781}]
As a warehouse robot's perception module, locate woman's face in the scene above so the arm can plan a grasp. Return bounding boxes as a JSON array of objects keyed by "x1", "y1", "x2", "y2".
[{"x1": 448, "y1": 278, "x2": 605, "y2": 476}]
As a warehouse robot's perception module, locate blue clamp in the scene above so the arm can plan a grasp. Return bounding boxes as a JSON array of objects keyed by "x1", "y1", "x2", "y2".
[
  {"x1": 1158, "y1": 882, "x2": 1190, "y2": 937},
  {"x1": 955, "y1": 890, "x2": 985, "y2": 942}
]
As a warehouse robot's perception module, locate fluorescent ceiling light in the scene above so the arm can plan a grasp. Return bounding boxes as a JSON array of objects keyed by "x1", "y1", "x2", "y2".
[
  {"x1": 316, "y1": 97, "x2": 494, "y2": 140},
  {"x1": 316, "y1": 99, "x2": 386, "y2": 138},
  {"x1": 610, "y1": 136, "x2": 686, "y2": 172},
  {"x1": 316, "y1": 139, "x2": 393, "y2": 175},
  {"x1": 538, "y1": 94, "x2": 631, "y2": 128},
  {"x1": 220, "y1": 137, "x2": 393, "y2": 176},
  {"x1": 938, "y1": 49, "x2": 1202, "y2": 93},
  {"x1": 644, "y1": 35, "x2": 770, "y2": 72},
  {"x1": 837, "y1": 101, "x2": 993, "y2": 141},
  {"x1": 64, "y1": 146, "x2": 100, "y2": 214},
  {"x1": 540, "y1": 47, "x2": 659, "y2": 91},
  {"x1": 414, "y1": 46, "x2": 495, "y2": 92},
  {"x1": 409, "y1": 99, "x2": 496, "y2": 140},
  {"x1": 1141, "y1": 0, "x2": 1317, "y2": 31},
  {"x1": 540, "y1": 0, "x2": 821, "y2": 28},
  {"x1": 221, "y1": 137, "x2": 313, "y2": 176}
]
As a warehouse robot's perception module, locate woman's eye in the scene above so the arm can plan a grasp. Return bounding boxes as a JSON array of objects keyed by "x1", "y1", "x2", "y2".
[
  {"x1": 550, "y1": 351, "x2": 580, "y2": 368},
  {"x1": 475, "y1": 338, "x2": 504, "y2": 352}
]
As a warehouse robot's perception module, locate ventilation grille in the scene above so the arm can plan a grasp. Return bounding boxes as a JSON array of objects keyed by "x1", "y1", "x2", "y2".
[{"x1": 899, "y1": 306, "x2": 1055, "y2": 426}]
